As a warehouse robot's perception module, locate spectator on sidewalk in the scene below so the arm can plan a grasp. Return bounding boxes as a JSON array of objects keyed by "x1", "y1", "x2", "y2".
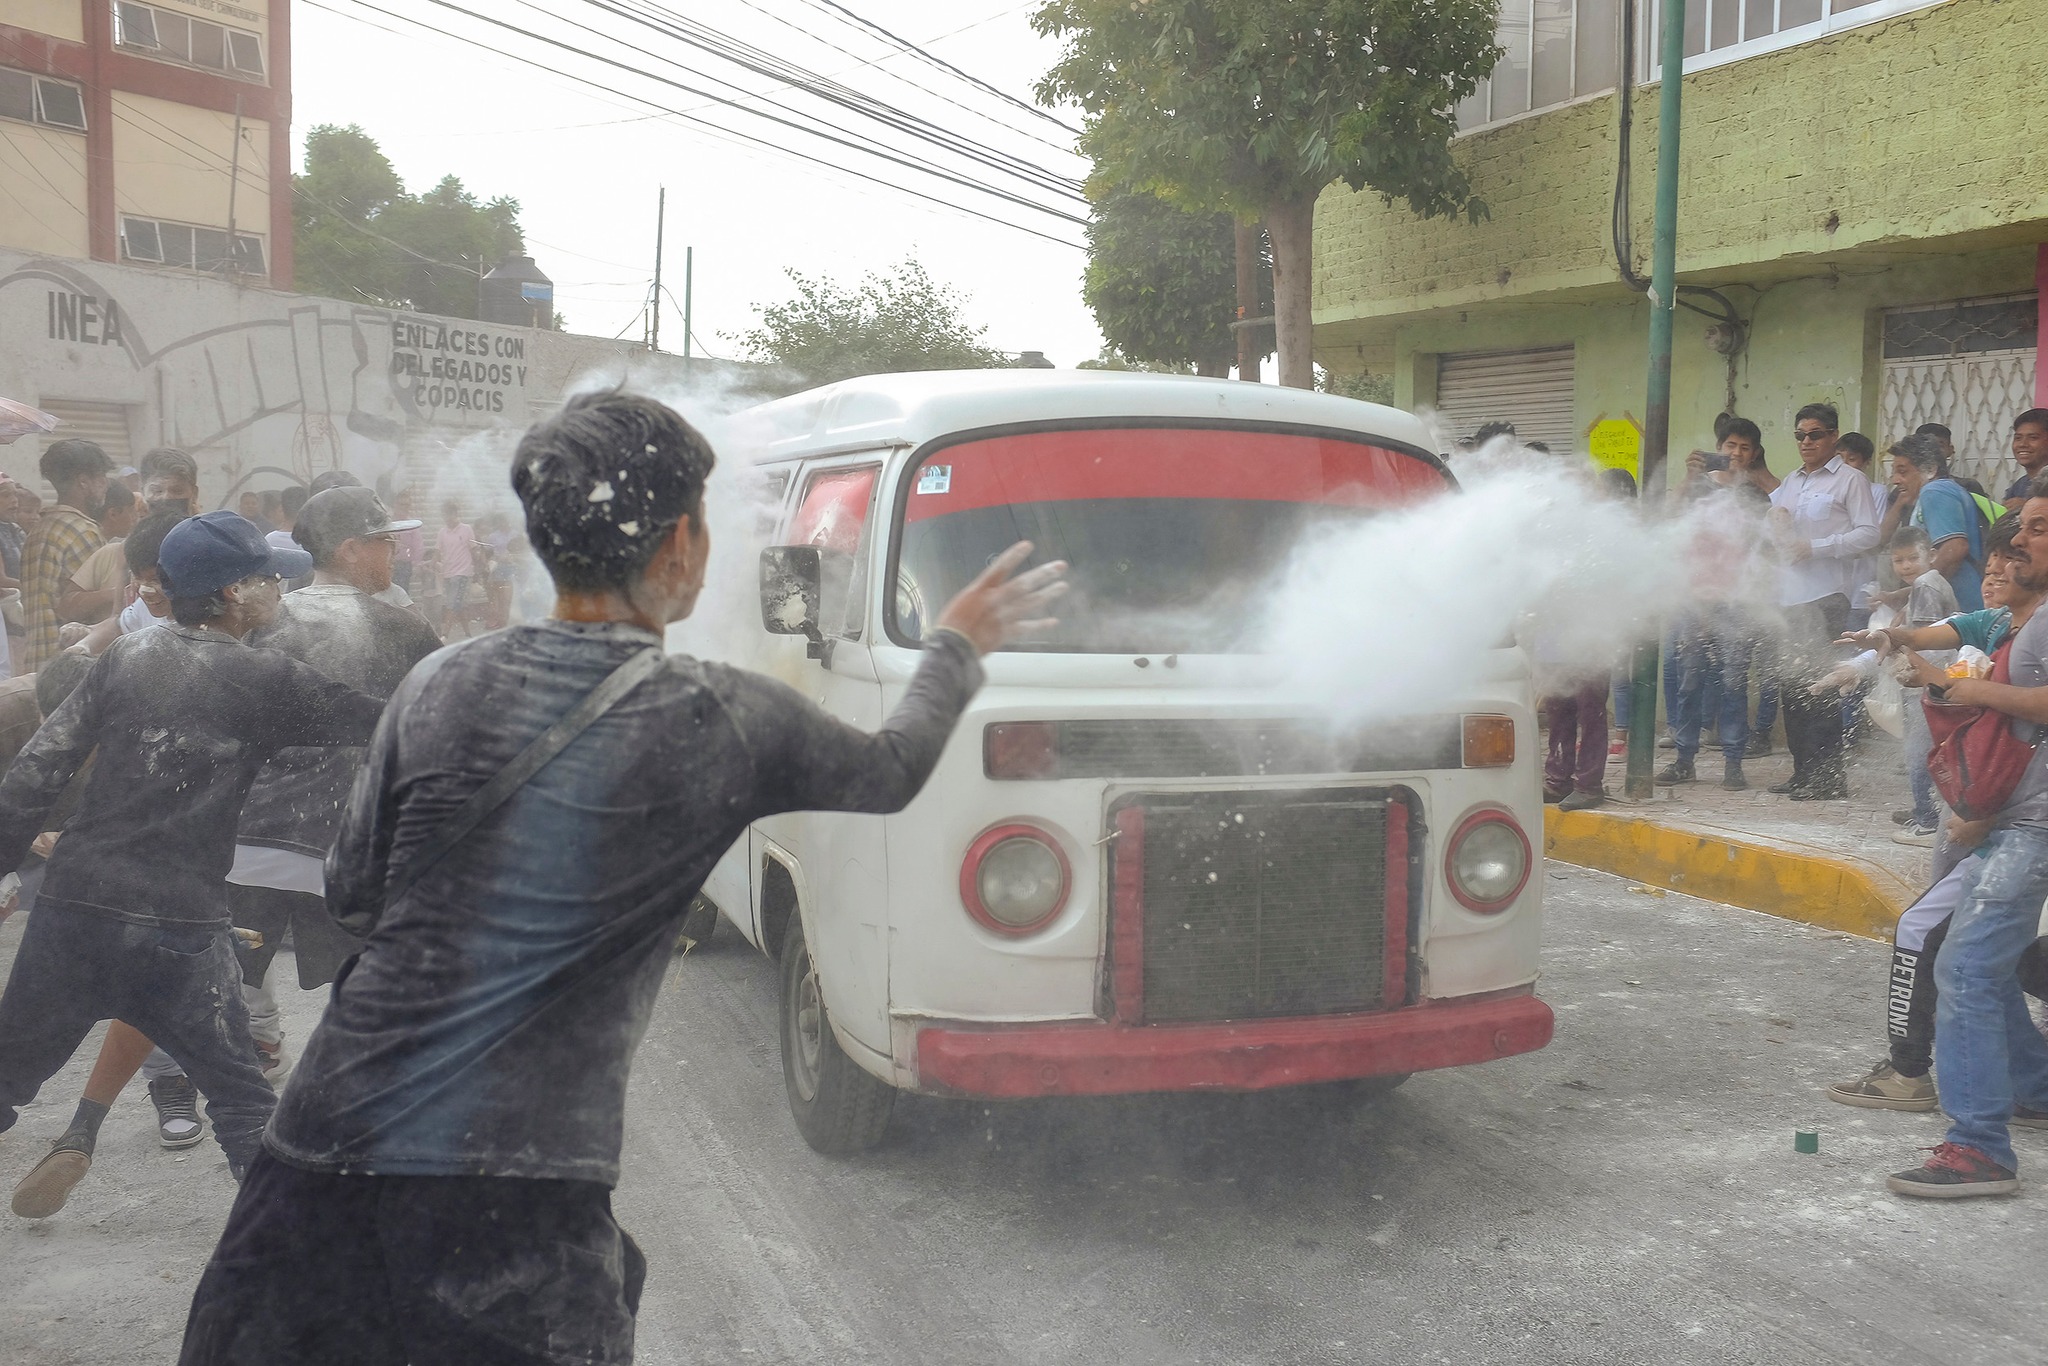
[
  {"x1": 1837, "y1": 433, "x2": 1889, "y2": 630},
  {"x1": 1766, "y1": 404, "x2": 1879, "y2": 800},
  {"x1": 1886, "y1": 527, "x2": 1963, "y2": 844},
  {"x1": 434, "y1": 499, "x2": 477, "y2": 638},
  {"x1": 1659, "y1": 466, "x2": 1767, "y2": 791},
  {"x1": 1889, "y1": 432, "x2": 1986, "y2": 612},
  {"x1": 21, "y1": 439, "x2": 112, "y2": 671},
  {"x1": 2005, "y1": 409, "x2": 2048, "y2": 511}
]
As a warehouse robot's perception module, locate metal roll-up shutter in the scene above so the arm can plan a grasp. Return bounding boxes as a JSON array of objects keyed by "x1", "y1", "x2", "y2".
[
  {"x1": 1434, "y1": 347, "x2": 1576, "y2": 455},
  {"x1": 38, "y1": 400, "x2": 134, "y2": 473}
]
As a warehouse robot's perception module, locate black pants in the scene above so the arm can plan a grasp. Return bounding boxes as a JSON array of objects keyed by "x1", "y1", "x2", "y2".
[
  {"x1": 1778, "y1": 593, "x2": 1852, "y2": 790},
  {"x1": 181, "y1": 1153, "x2": 646, "y2": 1366},
  {"x1": 229, "y1": 883, "x2": 362, "y2": 990},
  {"x1": 1888, "y1": 920, "x2": 2048, "y2": 1078},
  {"x1": 0, "y1": 907, "x2": 274, "y2": 1167}
]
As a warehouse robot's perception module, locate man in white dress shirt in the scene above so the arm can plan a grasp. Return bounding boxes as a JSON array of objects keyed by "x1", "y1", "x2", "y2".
[{"x1": 1767, "y1": 403, "x2": 1880, "y2": 799}]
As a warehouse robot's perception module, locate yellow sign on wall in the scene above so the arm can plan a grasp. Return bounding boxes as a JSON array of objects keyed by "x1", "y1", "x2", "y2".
[{"x1": 1586, "y1": 415, "x2": 1644, "y2": 480}]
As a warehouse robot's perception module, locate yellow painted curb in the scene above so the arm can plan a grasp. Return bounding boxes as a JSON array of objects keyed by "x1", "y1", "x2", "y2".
[{"x1": 1543, "y1": 806, "x2": 1914, "y2": 941}]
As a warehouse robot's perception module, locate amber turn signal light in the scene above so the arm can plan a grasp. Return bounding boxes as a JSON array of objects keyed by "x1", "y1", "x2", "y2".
[{"x1": 1461, "y1": 715, "x2": 1515, "y2": 768}]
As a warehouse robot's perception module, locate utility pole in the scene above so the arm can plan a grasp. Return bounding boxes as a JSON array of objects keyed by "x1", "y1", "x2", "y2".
[
  {"x1": 224, "y1": 95, "x2": 243, "y2": 276},
  {"x1": 683, "y1": 245, "x2": 693, "y2": 362},
  {"x1": 1624, "y1": 0, "x2": 1687, "y2": 801},
  {"x1": 649, "y1": 187, "x2": 665, "y2": 352}
]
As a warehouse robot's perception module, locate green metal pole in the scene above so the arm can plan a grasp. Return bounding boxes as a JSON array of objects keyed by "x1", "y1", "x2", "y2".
[{"x1": 1625, "y1": 0, "x2": 1687, "y2": 801}]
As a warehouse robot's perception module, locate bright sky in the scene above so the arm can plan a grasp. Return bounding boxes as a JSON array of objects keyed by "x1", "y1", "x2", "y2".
[{"x1": 290, "y1": 1, "x2": 1105, "y2": 367}]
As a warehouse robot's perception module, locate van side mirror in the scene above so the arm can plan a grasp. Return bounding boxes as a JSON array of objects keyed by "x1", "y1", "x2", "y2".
[{"x1": 760, "y1": 545, "x2": 851, "y2": 660}]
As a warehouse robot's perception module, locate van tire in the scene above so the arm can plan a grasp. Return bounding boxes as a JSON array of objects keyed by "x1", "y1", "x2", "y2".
[{"x1": 778, "y1": 918, "x2": 894, "y2": 1154}]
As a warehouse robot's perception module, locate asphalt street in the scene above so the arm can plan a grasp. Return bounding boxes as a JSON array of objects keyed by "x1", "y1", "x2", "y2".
[{"x1": 3, "y1": 864, "x2": 2044, "y2": 1366}]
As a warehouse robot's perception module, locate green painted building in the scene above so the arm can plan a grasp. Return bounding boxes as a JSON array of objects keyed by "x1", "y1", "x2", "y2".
[{"x1": 1313, "y1": 0, "x2": 2047, "y2": 485}]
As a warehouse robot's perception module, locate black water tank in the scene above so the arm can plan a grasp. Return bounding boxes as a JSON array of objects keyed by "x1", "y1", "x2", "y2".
[{"x1": 480, "y1": 255, "x2": 554, "y2": 329}]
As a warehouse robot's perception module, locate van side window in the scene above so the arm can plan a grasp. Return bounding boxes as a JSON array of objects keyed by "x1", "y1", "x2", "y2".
[{"x1": 786, "y1": 465, "x2": 880, "y2": 639}]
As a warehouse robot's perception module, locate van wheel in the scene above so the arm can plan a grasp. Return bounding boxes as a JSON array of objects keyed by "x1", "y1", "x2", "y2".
[{"x1": 778, "y1": 919, "x2": 894, "y2": 1154}]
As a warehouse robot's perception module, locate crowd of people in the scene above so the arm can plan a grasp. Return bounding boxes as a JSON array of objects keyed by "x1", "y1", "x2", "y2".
[
  {"x1": 1530, "y1": 405, "x2": 2048, "y2": 827},
  {"x1": 1524, "y1": 403, "x2": 2048, "y2": 1198},
  {"x1": 0, "y1": 392, "x2": 1063, "y2": 1362}
]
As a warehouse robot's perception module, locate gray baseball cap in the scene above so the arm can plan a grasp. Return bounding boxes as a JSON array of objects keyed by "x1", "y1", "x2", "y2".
[{"x1": 293, "y1": 486, "x2": 422, "y2": 563}]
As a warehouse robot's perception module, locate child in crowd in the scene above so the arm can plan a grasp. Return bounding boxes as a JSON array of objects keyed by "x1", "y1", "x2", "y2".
[{"x1": 1880, "y1": 527, "x2": 1961, "y2": 844}]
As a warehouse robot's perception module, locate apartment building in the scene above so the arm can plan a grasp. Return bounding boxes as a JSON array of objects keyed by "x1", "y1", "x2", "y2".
[
  {"x1": 1313, "y1": 0, "x2": 2047, "y2": 484},
  {"x1": 1, "y1": 0, "x2": 289, "y2": 287}
]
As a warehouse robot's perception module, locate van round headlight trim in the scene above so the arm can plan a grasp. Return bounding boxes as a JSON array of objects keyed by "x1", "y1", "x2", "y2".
[
  {"x1": 961, "y1": 824, "x2": 1070, "y2": 936},
  {"x1": 1444, "y1": 808, "x2": 1531, "y2": 913}
]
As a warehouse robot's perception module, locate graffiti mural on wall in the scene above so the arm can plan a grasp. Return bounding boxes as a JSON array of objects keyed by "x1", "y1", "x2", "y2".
[{"x1": 0, "y1": 253, "x2": 538, "y2": 498}]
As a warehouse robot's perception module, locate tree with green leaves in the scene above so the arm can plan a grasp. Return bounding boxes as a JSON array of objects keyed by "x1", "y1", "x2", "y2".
[
  {"x1": 1083, "y1": 189, "x2": 1268, "y2": 378},
  {"x1": 731, "y1": 260, "x2": 1008, "y2": 386},
  {"x1": 1034, "y1": 0, "x2": 1500, "y2": 389},
  {"x1": 293, "y1": 124, "x2": 527, "y2": 322}
]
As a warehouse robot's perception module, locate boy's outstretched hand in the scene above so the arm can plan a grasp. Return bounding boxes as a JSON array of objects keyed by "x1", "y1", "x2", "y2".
[{"x1": 935, "y1": 541, "x2": 1069, "y2": 656}]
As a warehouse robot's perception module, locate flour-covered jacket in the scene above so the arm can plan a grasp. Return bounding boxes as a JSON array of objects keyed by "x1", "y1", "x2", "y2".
[
  {"x1": 266, "y1": 620, "x2": 983, "y2": 1184},
  {"x1": 0, "y1": 624, "x2": 385, "y2": 924}
]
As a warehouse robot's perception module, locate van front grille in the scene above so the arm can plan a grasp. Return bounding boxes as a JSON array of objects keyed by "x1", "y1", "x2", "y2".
[{"x1": 1110, "y1": 790, "x2": 1408, "y2": 1025}]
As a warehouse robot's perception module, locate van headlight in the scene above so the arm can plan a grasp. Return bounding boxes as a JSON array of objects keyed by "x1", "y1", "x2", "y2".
[
  {"x1": 961, "y1": 825, "x2": 1070, "y2": 935},
  {"x1": 1445, "y1": 810, "x2": 1531, "y2": 912}
]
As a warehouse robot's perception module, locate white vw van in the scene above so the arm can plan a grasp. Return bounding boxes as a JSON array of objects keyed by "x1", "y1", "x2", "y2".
[{"x1": 699, "y1": 371, "x2": 1553, "y2": 1153}]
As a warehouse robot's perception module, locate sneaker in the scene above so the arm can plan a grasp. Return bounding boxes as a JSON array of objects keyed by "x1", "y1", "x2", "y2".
[
  {"x1": 1558, "y1": 789, "x2": 1606, "y2": 812},
  {"x1": 1720, "y1": 765, "x2": 1748, "y2": 791},
  {"x1": 1607, "y1": 739, "x2": 1627, "y2": 758},
  {"x1": 11, "y1": 1142, "x2": 91, "y2": 1219},
  {"x1": 1746, "y1": 733, "x2": 1772, "y2": 758},
  {"x1": 1893, "y1": 823, "x2": 1937, "y2": 847},
  {"x1": 1892, "y1": 809, "x2": 1915, "y2": 826},
  {"x1": 1543, "y1": 786, "x2": 1570, "y2": 805},
  {"x1": 1655, "y1": 761, "x2": 1696, "y2": 785},
  {"x1": 148, "y1": 1075, "x2": 204, "y2": 1150},
  {"x1": 254, "y1": 1037, "x2": 290, "y2": 1087},
  {"x1": 1887, "y1": 1142, "x2": 2020, "y2": 1198},
  {"x1": 1828, "y1": 1060, "x2": 1938, "y2": 1111},
  {"x1": 1768, "y1": 778, "x2": 1804, "y2": 795},
  {"x1": 2013, "y1": 1104, "x2": 2048, "y2": 1131},
  {"x1": 1657, "y1": 734, "x2": 1677, "y2": 749}
]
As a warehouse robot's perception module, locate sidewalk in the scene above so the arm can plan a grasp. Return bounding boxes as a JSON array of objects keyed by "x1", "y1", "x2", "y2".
[{"x1": 1543, "y1": 725, "x2": 1929, "y2": 941}]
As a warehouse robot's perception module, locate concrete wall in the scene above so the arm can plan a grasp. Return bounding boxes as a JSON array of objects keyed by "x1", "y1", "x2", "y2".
[
  {"x1": 0, "y1": 120, "x2": 91, "y2": 258},
  {"x1": 1316, "y1": 0, "x2": 2048, "y2": 335},
  {"x1": 0, "y1": 247, "x2": 770, "y2": 515}
]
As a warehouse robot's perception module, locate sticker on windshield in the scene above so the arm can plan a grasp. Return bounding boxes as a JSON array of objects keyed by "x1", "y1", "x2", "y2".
[{"x1": 916, "y1": 465, "x2": 951, "y2": 495}]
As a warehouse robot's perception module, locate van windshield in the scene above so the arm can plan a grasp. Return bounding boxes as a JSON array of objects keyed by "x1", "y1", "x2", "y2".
[{"x1": 889, "y1": 426, "x2": 1450, "y2": 653}]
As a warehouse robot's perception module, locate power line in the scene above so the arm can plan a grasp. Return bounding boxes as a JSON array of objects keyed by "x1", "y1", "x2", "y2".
[
  {"x1": 588, "y1": 0, "x2": 1085, "y2": 200},
  {"x1": 717, "y1": 0, "x2": 1079, "y2": 156},
  {"x1": 463, "y1": 0, "x2": 1085, "y2": 219},
  {"x1": 791, "y1": 0, "x2": 1079, "y2": 135},
  {"x1": 310, "y1": 0, "x2": 1084, "y2": 250}
]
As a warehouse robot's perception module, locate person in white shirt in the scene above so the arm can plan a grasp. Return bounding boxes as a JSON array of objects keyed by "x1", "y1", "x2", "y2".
[{"x1": 1766, "y1": 402, "x2": 1880, "y2": 800}]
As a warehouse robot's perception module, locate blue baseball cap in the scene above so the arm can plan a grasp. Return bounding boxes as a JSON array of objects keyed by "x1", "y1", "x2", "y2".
[{"x1": 159, "y1": 510, "x2": 314, "y2": 598}]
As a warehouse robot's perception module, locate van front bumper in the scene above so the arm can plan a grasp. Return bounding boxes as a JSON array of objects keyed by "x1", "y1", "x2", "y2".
[{"x1": 912, "y1": 988, "x2": 1553, "y2": 1098}]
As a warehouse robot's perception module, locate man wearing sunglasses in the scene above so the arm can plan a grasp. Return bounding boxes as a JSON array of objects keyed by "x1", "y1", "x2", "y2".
[
  {"x1": 0, "y1": 512, "x2": 386, "y2": 1184},
  {"x1": 1766, "y1": 403, "x2": 1881, "y2": 799}
]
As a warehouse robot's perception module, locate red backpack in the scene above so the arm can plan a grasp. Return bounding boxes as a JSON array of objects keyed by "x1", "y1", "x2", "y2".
[{"x1": 1923, "y1": 636, "x2": 2043, "y2": 819}]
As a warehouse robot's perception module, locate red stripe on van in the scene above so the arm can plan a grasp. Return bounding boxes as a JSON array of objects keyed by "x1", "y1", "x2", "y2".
[{"x1": 904, "y1": 428, "x2": 1446, "y2": 522}]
